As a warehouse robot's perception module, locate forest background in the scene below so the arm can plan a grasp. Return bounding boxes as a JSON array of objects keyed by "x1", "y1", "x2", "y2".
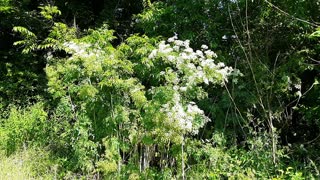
[{"x1": 0, "y1": 0, "x2": 319, "y2": 179}]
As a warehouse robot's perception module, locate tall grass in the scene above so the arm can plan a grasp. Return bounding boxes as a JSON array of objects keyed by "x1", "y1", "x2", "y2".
[{"x1": 0, "y1": 148, "x2": 57, "y2": 179}]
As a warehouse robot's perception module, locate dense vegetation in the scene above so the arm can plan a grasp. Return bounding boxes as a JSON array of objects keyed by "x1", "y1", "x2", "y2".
[{"x1": 0, "y1": 0, "x2": 319, "y2": 179}]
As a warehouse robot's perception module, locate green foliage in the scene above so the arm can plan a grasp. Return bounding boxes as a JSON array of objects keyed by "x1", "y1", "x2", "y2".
[
  {"x1": 135, "y1": 0, "x2": 230, "y2": 48},
  {"x1": 0, "y1": 103, "x2": 48, "y2": 155},
  {"x1": 13, "y1": 26, "x2": 37, "y2": 54},
  {"x1": 97, "y1": 138, "x2": 120, "y2": 175},
  {"x1": 1, "y1": 1, "x2": 320, "y2": 179},
  {"x1": 0, "y1": 0, "x2": 13, "y2": 13},
  {"x1": 39, "y1": 5, "x2": 61, "y2": 20}
]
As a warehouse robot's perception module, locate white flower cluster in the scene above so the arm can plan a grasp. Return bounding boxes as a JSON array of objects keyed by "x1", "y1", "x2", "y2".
[
  {"x1": 149, "y1": 36, "x2": 239, "y2": 134},
  {"x1": 64, "y1": 41, "x2": 88, "y2": 55},
  {"x1": 160, "y1": 93, "x2": 208, "y2": 134},
  {"x1": 61, "y1": 41, "x2": 105, "y2": 75},
  {"x1": 63, "y1": 41, "x2": 102, "y2": 58},
  {"x1": 148, "y1": 35, "x2": 234, "y2": 88}
]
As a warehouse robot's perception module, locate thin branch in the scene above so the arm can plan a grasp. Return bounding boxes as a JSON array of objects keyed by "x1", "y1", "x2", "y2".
[
  {"x1": 264, "y1": 0, "x2": 319, "y2": 27},
  {"x1": 308, "y1": 57, "x2": 320, "y2": 64},
  {"x1": 223, "y1": 82, "x2": 247, "y2": 137},
  {"x1": 305, "y1": 134, "x2": 320, "y2": 145},
  {"x1": 286, "y1": 83, "x2": 316, "y2": 108}
]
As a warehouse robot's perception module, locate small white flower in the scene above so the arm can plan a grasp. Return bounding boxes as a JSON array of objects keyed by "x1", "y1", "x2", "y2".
[
  {"x1": 184, "y1": 40, "x2": 190, "y2": 47},
  {"x1": 167, "y1": 55, "x2": 175, "y2": 62},
  {"x1": 173, "y1": 45, "x2": 180, "y2": 51},
  {"x1": 148, "y1": 49, "x2": 157, "y2": 59},
  {"x1": 187, "y1": 103, "x2": 204, "y2": 114},
  {"x1": 174, "y1": 40, "x2": 184, "y2": 46},
  {"x1": 213, "y1": 53, "x2": 218, "y2": 58},
  {"x1": 46, "y1": 51, "x2": 53, "y2": 59},
  {"x1": 168, "y1": 37, "x2": 175, "y2": 43},
  {"x1": 295, "y1": 91, "x2": 302, "y2": 97},
  {"x1": 294, "y1": 84, "x2": 301, "y2": 90},
  {"x1": 203, "y1": 77, "x2": 209, "y2": 84},
  {"x1": 185, "y1": 121, "x2": 192, "y2": 130},
  {"x1": 197, "y1": 70, "x2": 204, "y2": 78},
  {"x1": 196, "y1": 50, "x2": 204, "y2": 57},
  {"x1": 222, "y1": 35, "x2": 228, "y2": 40},
  {"x1": 158, "y1": 41, "x2": 170, "y2": 53},
  {"x1": 201, "y1": 59, "x2": 214, "y2": 67},
  {"x1": 180, "y1": 87, "x2": 187, "y2": 92},
  {"x1": 190, "y1": 53, "x2": 198, "y2": 60},
  {"x1": 205, "y1": 50, "x2": 215, "y2": 57},
  {"x1": 162, "y1": 47, "x2": 173, "y2": 54},
  {"x1": 181, "y1": 52, "x2": 189, "y2": 60},
  {"x1": 184, "y1": 47, "x2": 193, "y2": 53},
  {"x1": 187, "y1": 63, "x2": 196, "y2": 70},
  {"x1": 217, "y1": 62, "x2": 225, "y2": 67},
  {"x1": 168, "y1": 35, "x2": 177, "y2": 43},
  {"x1": 201, "y1": 44, "x2": 208, "y2": 49}
]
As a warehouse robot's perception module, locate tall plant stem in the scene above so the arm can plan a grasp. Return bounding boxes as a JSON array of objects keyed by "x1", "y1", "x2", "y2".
[{"x1": 181, "y1": 136, "x2": 185, "y2": 180}]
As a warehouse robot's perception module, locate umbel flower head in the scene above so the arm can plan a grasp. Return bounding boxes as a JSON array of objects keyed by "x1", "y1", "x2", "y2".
[
  {"x1": 148, "y1": 35, "x2": 236, "y2": 87},
  {"x1": 160, "y1": 92, "x2": 209, "y2": 134},
  {"x1": 148, "y1": 36, "x2": 240, "y2": 135}
]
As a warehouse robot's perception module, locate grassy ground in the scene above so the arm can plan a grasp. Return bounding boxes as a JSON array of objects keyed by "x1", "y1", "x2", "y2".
[{"x1": 0, "y1": 149, "x2": 56, "y2": 180}]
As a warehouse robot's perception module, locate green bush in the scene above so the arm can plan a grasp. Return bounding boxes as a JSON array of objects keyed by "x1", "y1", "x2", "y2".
[{"x1": 0, "y1": 103, "x2": 48, "y2": 155}]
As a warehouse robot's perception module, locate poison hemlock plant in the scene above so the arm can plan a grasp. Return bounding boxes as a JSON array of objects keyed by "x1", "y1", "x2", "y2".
[{"x1": 42, "y1": 23, "x2": 241, "y2": 177}]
